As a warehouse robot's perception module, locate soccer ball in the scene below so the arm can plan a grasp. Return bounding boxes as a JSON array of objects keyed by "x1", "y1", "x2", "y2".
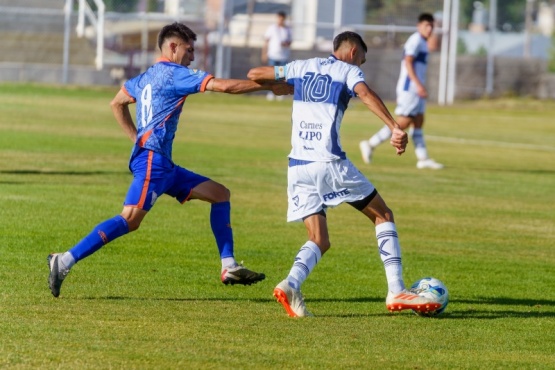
[{"x1": 410, "y1": 277, "x2": 449, "y2": 317}]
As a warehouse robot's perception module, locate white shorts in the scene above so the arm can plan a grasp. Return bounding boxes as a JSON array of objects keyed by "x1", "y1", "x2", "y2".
[
  {"x1": 287, "y1": 159, "x2": 376, "y2": 222},
  {"x1": 395, "y1": 91, "x2": 426, "y2": 117}
]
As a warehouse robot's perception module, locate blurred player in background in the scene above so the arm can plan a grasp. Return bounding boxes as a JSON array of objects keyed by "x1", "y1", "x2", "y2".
[
  {"x1": 261, "y1": 11, "x2": 292, "y2": 101},
  {"x1": 47, "y1": 22, "x2": 290, "y2": 297},
  {"x1": 248, "y1": 31, "x2": 441, "y2": 317},
  {"x1": 360, "y1": 13, "x2": 443, "y2": 169}
]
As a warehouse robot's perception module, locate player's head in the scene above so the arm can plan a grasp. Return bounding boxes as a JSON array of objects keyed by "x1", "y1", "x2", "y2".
[
  {"x1": 333, "y1": 31, "x2": 367, "y2": 66},
  {"x1": 158, "y1": 22, "x2": 197, "y2": 66},
  {"x1": 417, "y1": 13, "x2": 435, "y2": 40},
  {"x1": 277, "y1": 11, "x2": 287, "y2": 25}
]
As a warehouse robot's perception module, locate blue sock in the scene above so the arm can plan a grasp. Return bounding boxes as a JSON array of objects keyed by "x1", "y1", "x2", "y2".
[
  {"x1": 68, "y1": 215, "x2": 129, "y2": 262},
  {"x1": 210, "y1": 201, "x2": 234, "y2": 259}
]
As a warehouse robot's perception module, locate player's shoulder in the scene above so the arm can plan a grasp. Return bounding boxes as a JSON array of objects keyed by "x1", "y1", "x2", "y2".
[{"x1": 405, "y1": 32, "x2": 423, "y2": 46}]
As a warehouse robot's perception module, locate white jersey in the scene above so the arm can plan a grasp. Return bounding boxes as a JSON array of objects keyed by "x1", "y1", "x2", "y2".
[
  {"x1": 396, "y1": 32, "x2": 428, "y2": 95},
  {"x1": 264, "y1": 24, "x2": 292, "y2": 62},
  {"x1": 285, "y1": 55, "x2": 366, "y2": 162}
]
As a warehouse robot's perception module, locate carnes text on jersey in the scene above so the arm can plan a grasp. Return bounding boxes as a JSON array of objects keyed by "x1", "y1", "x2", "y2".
[{"x1": 299, "y1": 121, "x2": 323, "y2": 141}]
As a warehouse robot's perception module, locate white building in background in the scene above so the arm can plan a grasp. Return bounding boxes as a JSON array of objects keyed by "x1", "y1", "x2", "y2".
[
  {"x1": 290, "y1": 0, "x2": 365, "y2": 49},
  {"x1": 205, "y1": 0, "x2": 365, "y2": 49},
  {"x1": 537, "y1": 1, "x2": 554, "y2": 36}
]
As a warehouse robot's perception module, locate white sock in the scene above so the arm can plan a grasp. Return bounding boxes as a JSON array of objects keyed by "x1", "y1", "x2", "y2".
[
  {"x1": 221, "y1": 257, "x2": 237, "y2": 270},
  {"x1": 61, "y1": 252, "x2": 76, "y2": 269},
  {"x1": 412, "y1": 128, "x2": 429, "y2": 161},
  {"x1": 375, "y1": 222, "x2": 405, "y2": 293},
  {"x1": 286, "y1": 241, "x2": 322, "y2": 290},
  {"x1": 369, "y1": 125, "x2": 392, "y2": 148}
]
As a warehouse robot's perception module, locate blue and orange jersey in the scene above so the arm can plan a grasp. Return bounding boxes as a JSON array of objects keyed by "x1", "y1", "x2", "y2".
[{"x1": 122, "y1": 57, "x2": 213, "y2": 163}]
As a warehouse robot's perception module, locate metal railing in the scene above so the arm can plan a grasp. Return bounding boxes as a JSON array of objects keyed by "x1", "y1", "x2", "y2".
[{"x1": 75, "y1": 0, "x2": 105, "y2": 70}]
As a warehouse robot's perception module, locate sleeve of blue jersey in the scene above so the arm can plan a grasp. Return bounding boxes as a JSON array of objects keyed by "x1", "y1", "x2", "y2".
[
  {"x1": 123, "y1": 77, "x2": 137, "y2": 100},
  {"x1": 174, "y1": 67, "x2": 211, "y2": 95}
]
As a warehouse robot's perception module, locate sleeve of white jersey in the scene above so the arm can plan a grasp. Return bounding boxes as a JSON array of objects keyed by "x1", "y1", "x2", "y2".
[
  {"x1": 346, "y1": 65, "x2": 366, "y2": 94},
  {"x1": 284, "y1": 60, "x2": 297, "y2": 82},
  {"x1": 403, "y1": 33, "x2": 421, "y2": 57}
]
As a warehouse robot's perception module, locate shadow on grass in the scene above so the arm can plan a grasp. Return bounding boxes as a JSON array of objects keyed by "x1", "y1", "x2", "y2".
[
  {"x1": 456, "y1": 296, "x2": 555, "y2": 306},
  {"x1": 75, "y1": 295, "x2": 555, "y2": 319},
  {"x1": 0, "y1": 169, "x2": 127, "y2": 176},
  {"x1": 468, "y1": 167, "x2": 555, "y2": 175}
]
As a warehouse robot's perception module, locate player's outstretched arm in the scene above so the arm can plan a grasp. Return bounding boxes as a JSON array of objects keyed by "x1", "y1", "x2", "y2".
[
  {"x1": 247, "y1": 66, "x2": 293, "y2": 96},
  {"x1": 354, "y1": 82, "x2": 408, "y2": 155},
  {"x1": 247, "y1": 66, "x2": 276, "y2": 83},
  {"x1": 110, "y1": 89, "x2": 137, "y2": 143},
  {"x1": 206, "y1": 77, "x2": 290, "y2": 95}
]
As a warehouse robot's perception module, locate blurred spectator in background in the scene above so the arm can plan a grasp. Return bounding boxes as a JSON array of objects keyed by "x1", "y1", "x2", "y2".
[{"x1": 262, "y1": 11, "x2": 292, "y2": 101}]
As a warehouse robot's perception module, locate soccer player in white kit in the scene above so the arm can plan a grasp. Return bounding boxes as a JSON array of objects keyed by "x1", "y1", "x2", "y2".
[
  {"x1": 248, "y1": 31, "x2": 441, "y2": 317},
  {"x1": 360, "y1": 13, "x2": 443, "y2": 169}
]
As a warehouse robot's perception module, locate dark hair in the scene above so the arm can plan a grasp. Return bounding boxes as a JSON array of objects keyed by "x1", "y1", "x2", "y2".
[
  {"x1": 157, "y1": 22, "x2": 197, "y2": 50},
  {"x1": 418, "y1": 13, "x2": 435, "y2": 24},
  {"x1": 277, "y1": 11, "x2": 287, "y2": 18},
  {"x1": 333, "y1": 31, "x2": 367, "y2": 53}
]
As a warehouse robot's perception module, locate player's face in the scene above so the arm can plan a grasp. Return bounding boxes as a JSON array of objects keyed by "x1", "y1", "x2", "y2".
[
  {"x1": 174, "y1": 40, "x2": 195, "y2": 67},
  {"x1": 353, "y1": 46, "x2": 366, "y2": 67},
  {"x1": 418, "y1": 21, "x2": 434, "y2": 40}
]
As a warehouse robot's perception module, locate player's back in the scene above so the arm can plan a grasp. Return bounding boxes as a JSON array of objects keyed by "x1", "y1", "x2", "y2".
[{"x1": 125, "y1": 59, "x2": 211, "y2": 162}]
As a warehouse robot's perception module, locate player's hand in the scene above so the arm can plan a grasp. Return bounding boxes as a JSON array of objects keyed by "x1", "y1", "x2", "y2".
[
  {"x1": 417, "y1": 84, "x2": 428, "y2": 98},
  {"x1": 271, "y1": 82, "x2": 293, "y2": 96},
  {"x1": 390, "y1": 127, "x2": 408, "y2": 155}
]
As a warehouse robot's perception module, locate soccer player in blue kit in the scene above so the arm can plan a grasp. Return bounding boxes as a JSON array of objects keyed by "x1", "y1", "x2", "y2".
[
  {"x1": 248, "y1": 31, "x2": 441, "y2": 317},
  {"x1": 47, "y1": 22, "x2": 289, "y2": 297}
]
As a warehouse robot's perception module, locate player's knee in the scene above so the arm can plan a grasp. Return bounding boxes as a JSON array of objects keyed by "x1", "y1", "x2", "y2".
[
  {"x1": 313, "y1": 238, "x2": 330, "y2": 253},
  {"x1": 216, "y1": 185, "x2": 231, "y2": 203},
  {"x1": 126, "y1": 219, "x2": 141, "y2": 232},
  {"x1": 377, "y1": 208, "x2": 395, "y2": 224},
  {"x1": 120, "y1": 213, "x2": 143, "y2": 232}
]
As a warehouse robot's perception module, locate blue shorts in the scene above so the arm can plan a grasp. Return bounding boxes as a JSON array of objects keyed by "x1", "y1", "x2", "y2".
[{"x1": 124, "y1": 149, "x2": 210, "y2": 211}]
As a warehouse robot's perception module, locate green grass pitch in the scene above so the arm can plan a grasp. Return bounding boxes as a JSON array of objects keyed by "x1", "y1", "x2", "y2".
[{"x1": 1, "y1": 83, "x2": 554, "y2": 368}]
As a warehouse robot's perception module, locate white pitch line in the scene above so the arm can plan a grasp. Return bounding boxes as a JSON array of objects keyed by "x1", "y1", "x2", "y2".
[{"x1": 425, "y1": 135, "x2": 555, "y2": 152}]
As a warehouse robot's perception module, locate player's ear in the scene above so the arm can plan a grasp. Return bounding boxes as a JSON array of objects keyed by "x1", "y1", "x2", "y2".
[
  {"x1": 169, "y1": 42, "x2": 177, "y2": 53},
  {"x1": 350, "y1": 46, "x2": 358, "y2": 62}
]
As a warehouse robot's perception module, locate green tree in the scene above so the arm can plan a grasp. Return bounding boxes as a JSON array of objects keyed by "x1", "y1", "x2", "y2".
[
  {"x1": 549, "y1": 36, "x2": 555, "y2": 73},
  {"x1": 459, "y1": 0, "x2": 526, "y2": 31},
  {"x1": 103, "y1": 0, "x2": 139, "y2": 13}
]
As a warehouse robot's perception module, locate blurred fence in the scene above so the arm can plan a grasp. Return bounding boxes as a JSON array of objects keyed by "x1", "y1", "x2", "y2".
[{"x1": 0, "y1": 0, "x2": 553, "y2": 100}]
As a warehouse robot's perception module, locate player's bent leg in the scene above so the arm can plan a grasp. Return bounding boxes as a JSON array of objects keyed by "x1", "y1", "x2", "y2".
[
  {"x1": 353, "y1": 190, "x2": 393, "y2": 225},
  {"x1": 352, "y1": 192, "x2": 441, "y2": 312},
  {"x1": 189, "y1": 180, "x2": 230, "y2": 203},
  {"x1": 120, "y1": 206, "x2": 148, "y2": 231},
  {"x1": 302, "y1": 212, "x2": 330, "y2": 254},
  {"x1": 190, "y1": 180, "x2": 266, "y2": 285},
  {"x1": 48, "y1": 211, "x2": 135, "y2": 298}
]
